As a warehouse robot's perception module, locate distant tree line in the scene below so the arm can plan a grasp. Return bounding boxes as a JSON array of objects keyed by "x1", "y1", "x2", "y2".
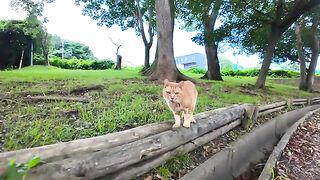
[
  {"x1": 0, "y1": 19, "x2": 97, "y2": 69},
  {"x1": 6, "y1": 0, "x2": 320, "y2": 91}
]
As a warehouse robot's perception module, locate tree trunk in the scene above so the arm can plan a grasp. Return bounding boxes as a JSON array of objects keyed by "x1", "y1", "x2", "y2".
[
  {"x1": 305, "y1": 15, "x2": 319, "y2": 92},
  {"x1": 144, "y1": 44, "x2": 151, "y2": 69},
  {"x1": 202, "y1": 20, "x2": 223, "y2": 81},
  {"x1": 115, "y1": 55, "x2": 122, "y2": 70},
  {"x1": 141, "y1": 41, "x2": 158, "y2": 76},
  {"x1": 202, "y1": 43, "x2": 223, "y2": 80},
  {"x1": 41, "y1": 32, "x2": 50, "y2": 66},
  {"x1": 295, "y1": 20, "x2": 307, "y2": 90},
  {"x1": 149, "y1": 0, "x2": 192, "y2": 82},
  {"x1": 30, "y1": 40, "x2": 33, "y2": 66},
  {"x1": 19, "y1": 50, "x2": 25, "y2": 69},
  {"x1": 42, "y1": 46, "x2": 49, "y2": 66},
  {"x1": 255, "y1": 27, "x2": 282, "y2": 89}
]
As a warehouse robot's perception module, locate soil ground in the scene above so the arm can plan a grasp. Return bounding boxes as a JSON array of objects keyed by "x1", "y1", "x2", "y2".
[{"x1": 275, "y1": 111, "x2": 320, "y2": 180}]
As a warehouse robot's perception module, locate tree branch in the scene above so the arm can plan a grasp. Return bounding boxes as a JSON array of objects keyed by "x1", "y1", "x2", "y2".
[
  {"x1": 244, "y1": 1, "x2": 273, "y2": 24},
  {"x1": 108, "y1": 36, "x2": 121, "y2": 55},
  {"x1": 209, "y1": 0, "x2": 222, "y2": 29},
  {"x1": 280, "y1": 0, "x2": 320, "y2": 30},
  {"x1": 147, "y1": 6, "x2": 154, "y2": 47},
  {"x1": 134, "y1": 0, "x2": 148, "y2": 46}
]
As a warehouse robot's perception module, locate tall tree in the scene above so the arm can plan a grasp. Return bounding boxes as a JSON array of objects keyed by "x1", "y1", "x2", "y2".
[
  {"x1": 227, "y1": 0, "x2": 320, "y2": 88},
  {"x1": 0, "y1": 20, "x2": 30, "y2": 69},
  {"x1": 10, "y1": 0, "x2": 55, "y2": 66},
  {"x1": 149, "y1": 0, "x2": 191, "y2": 82},
  {"x1": 176, "y1": 0, "x2": 226, "y2": 80},
  {"x1": 75, "y1": 0, "x2": 156, "y2": 70},
  {"x1": 296, "y1": 11, "x2": 319, "y2": 91},
  {"x1": 295, "y1": 19, "x2": 308, "y2": 89}
]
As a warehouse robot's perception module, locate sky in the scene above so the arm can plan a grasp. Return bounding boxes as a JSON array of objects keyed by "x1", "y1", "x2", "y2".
[{"x1": 1, "y1": 0, "x2": 313, "y2": 69}]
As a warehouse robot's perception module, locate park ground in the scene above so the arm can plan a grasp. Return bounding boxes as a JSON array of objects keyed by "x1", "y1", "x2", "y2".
[
  {"x1": 1, "y1": 66, "x2": 320, "y2": 179},
  {"x1": 0, "y1": 66, "x2": 318, "y2": 152}
]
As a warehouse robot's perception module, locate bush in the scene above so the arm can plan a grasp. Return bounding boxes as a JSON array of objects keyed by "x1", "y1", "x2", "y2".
[
  {"x1": 187, "y1": 67, "x2": 206, "y2": 74},
  {"x1": 221, "y1": 69, "x2": 299, "y2": 78},
  {"x1": 185, "y1": 67, "x2": 298, "y2": 78},
  {"x1": 49, "y1": 57, "x2": 115, "y2": 70}
]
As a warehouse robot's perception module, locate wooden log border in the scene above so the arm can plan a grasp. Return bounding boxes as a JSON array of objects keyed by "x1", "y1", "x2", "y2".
[{"x1": 0, "y1": 96, "x2": 319, "y2": 179}]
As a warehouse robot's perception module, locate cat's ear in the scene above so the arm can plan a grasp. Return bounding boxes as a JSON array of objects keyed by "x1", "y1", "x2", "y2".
[
  {"x1": 163, "y1": 79, "x2": 169, "y2": 86},
  {"x1": 178, "y1": 81, "x2": 184, "y2": 87}
]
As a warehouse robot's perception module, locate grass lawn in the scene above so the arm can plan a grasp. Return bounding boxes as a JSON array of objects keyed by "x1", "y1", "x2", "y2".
[{"x1": 0, "y1": 66, "x2": 316, "y2": 151}]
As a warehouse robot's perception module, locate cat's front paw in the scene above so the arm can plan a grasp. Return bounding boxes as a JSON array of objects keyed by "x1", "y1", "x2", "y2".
[
  {"x1": 172, "y1": 123, "x2": 181, "y2": 129},
  {"x1": 183, "y1": 122, "x2": 191, "y2": 128}
]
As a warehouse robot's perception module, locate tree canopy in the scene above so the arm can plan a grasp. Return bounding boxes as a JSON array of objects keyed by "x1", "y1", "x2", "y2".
[{"x1": 50, "y1": 35, "x2": 97, "y2": 60}]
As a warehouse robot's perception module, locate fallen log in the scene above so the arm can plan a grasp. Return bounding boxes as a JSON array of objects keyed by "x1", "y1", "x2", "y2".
[
  {"x1": 258, "y1": 106, "x2": 286, "y2": 117},
  {"x1": 104, "y1": 119, "x2": 242, "y2": 180},
  {"x1": 291, "y1": 98, "x2": 308, "y2": 106},
  {"x1": 26, "y1": 105, "x2": 245, "y2": 179},
  {"x1": 292, "y1": 101, "x2": 308, "y2": 106},
  {"x1": 312, "y1": 99, "x2": 320, "y2": 104},
  {"x1": 258, "y1": 101, "x2": 286, "y2": 112},
  {"x1": 292, "y1": 98, "x2": 308, "y2": 102},
  {"x1": 0, "y1": 121, "x2": 172, "y2": 173},
  {"x1": 24, "y1": 96, "x2": 89, "y2": 103},
  {"x1": 312, "y1": 97, "x2": 320, "y2": 101},
  {"x1": 0, "y1": 107, "x2": 229, "y2": 173}
]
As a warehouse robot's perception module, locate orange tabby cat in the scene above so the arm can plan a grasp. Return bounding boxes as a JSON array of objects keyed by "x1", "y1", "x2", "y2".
[{"x1": 163, "y1": 79, "x2": 198, "y2": 128}]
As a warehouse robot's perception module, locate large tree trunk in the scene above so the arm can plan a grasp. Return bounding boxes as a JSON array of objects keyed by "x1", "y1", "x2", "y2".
[
  {"x1": 295, "y1": 20, "x2": 307, "y2": 90},
  {"x1": 202, "y1": 21, "x2": 222, "y2": 80},
  {"x1": 149, "y1": 0, "x2": 192, "y2": 82},
  {"x1": 255, "y1": 27, "x2": 282, "y2": 89},
  {"x1": 305, "y1": 15, "x2": 319, "y2": 92},
  {"x1": 201, "y1": 1, "x2": 223, "y2": 81},
  {"x1": 202, "y1": 43, "x2": 223, "y2": 80}
]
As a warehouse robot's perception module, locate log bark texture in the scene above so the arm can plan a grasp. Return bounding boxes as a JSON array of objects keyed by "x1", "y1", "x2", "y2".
[
  {"x1": 104, "y1": 119, "x2": 241, "y2": 180},
  {"x1": 258, "y1": 101, "x2": 287, "y2": 112},
  {"x1": 26, "y1": 106, "x2": 245, "y2": 179}
]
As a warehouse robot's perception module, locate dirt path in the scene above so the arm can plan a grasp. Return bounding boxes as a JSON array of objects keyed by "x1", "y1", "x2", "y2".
[{"x1": 275, "y1": 112, "x2": 320, "y2": 179}]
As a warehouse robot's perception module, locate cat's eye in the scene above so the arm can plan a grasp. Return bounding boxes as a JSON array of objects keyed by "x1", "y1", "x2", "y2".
[
  {"x1": 175, "y1": 92, "x2": 179, "y2": 95},
  {"x1": 166, "y1": 91, "x2": 171, "y2": 94}
]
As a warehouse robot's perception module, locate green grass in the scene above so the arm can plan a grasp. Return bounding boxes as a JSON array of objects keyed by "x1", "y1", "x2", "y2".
[
  {"x1": 0, "y1": 66, "x2": 316, "y2": 152},
  {"x1": 0, "y1": 65, "x2": 140, "y2": 82}
]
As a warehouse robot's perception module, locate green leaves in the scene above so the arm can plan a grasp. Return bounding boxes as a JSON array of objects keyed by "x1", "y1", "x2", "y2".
[
  {"x1": 27, "y1": 155, "x2": 41, "y2": 169},
  {"x1": 2, "y1": 156, "x2": 41, "y2": 180},
  {"x1": 76, "y1": 0, "x2": 156, "y2": 35}
]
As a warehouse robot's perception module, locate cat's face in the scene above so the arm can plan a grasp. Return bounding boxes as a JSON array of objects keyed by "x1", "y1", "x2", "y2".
[{"x1": 163, "y1": 79, "x2": 183, "y2": 103}]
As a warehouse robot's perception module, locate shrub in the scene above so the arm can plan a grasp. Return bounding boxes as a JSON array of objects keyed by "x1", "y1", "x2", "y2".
[
  {"x1": 187, "y1": 67, "x2": 206, "y2": 74},
  {"x1": 49, "y1": 56, "x2": 115, "y2": 70},
  {"x1": 221, "y1": 69, "x2": 299, "y2": 78}
]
